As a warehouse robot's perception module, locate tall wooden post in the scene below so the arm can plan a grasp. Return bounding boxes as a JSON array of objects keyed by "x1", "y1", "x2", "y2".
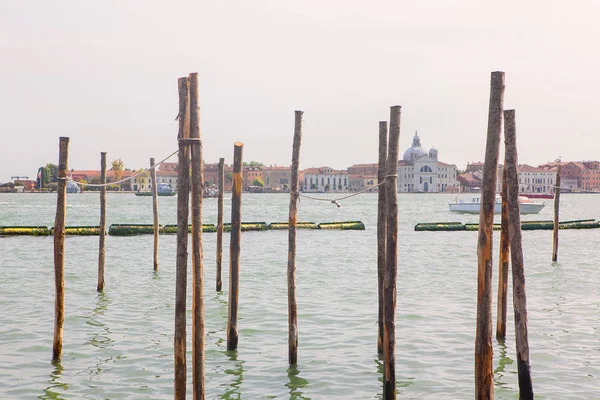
[
  {"x1": 174, "y1": 76, "x2": 190, "y2": 400},
  {"x1": 150, "y1": 157, "x2": 159, "y2": 271},
  {"x1": 383, "y1": 106, "x2": 400, "y2": 399},
  {"x1": 189, "y1": 72, "x2": 206, "y2": 399},
  {"x1": 504, "y1": 109, "x2": 534, "y2": 399},
  {"x1": 377, "y1": 121, "x2": 388, "y2": 355},
  {"x1": 52, "y1": 136, "x2": 70, "y2": 362},
  {"x1": 552, "y1": 165, "x2": 562, "y2": 262},
  {"x1": 227, "y1": 142, "x2": 243, "y2": 351},
  {"x1": 216, "y1": 157, "x2": 225, "y2": 292},
  {"x1": 496, "y1": 167, "x2": 509, "y2": 341},
  {"x1": 97, "y1": 152, "x2": 107, "y2": 291},
  {"x1": 475, "y1": 71, "x2": 505, "y2": 400},
  {"x1": 288, "y1": 110, "x2": 303, "y2": 365}
]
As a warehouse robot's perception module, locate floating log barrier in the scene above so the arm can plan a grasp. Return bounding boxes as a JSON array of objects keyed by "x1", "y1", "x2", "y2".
[
  {"x1": 465, "y1": 223, "x2": 501, "y2": 231},
  {"x1": 269, "y1": 222, "x2": 318, "y2": 230},
  {"x1": 224, "y1": 222, "x2": 268, "y2": 231},
  {"x1": 2, "y1": 221, "x2": 367, "y2": 236},
  {"x1": 162, "y1": 224, "x2": 217, "y2": 234},
  {"x1": 559, "y1": 219, "x2": 599, "y2": 229},
  {"x1": 0, "y1": 226, "x2": 51, "y2": 236},
  {"x1": 109, "y1": 224, "x2": 157, "y2": 236},
  {"x1": 414, "y1": 222, "x2": 465, "y2": 231},
  {"x1": 318, "y1": 221, "x2": 365, "y2": 230},
  {"x1": 415, "y1": 219, "x2": 600, "y2": 232},
  {"x1": 50, "y1": 226, "x2": 103, "y2": 235}
]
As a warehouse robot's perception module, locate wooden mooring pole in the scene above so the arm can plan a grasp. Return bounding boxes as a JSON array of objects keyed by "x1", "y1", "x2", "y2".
[
  {"x1": 288, "y1": 110, "x2": 303, "y2": 365},
  {"x1": 174, "y1": 76, "x2": 190, "y2": 400},
  {"x1": 383, "y1": 106, "x2": 400, "y2": 399},
  {"x1": 552, "y1": 165, "x2": 562, "y2": 262},
  {"x1": 52, "y1": 136, "x2": 70, "y2": 362},
  {"x1": 504, "y1": 109, "x2": 534, "y2": 399},
  {"x1": 496, "y1": 167, "x2": 509, "y2": 341},
  {"x1": 216, "y1": 157, "x2": 225, "y2": 292},
  {"x1": 227, "y1": 142, "x2": 243, "y2": 351},
  {"x1": 97, "y1": 152, "x2": 107, "y2": 291},
  {"x1": 377, "y1": 120, "x2": 388, "y2": 355},
  {"x1": 189, "y1": 72, "x2": 206, "y2": 399},
  {"x1": 150, "y1": 157, "x2": 159, "y2": 271},
  {"x1": 475, "y1": 71, "x2": 504, "y2": 400}
]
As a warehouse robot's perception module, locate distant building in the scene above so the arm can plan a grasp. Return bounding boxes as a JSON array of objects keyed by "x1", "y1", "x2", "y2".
[
  {"x1": 348, "y1": 174, "x2": 377, "y2": 192},
  {"x1": 302, "y1": 167, "x2": 348, "y2": 192},
  {"x1": 517, "y1": 164, "x2": 557, "y2": 194},
  {"x1": 262, "y1": 165, "x2": 291, "y2": 191},
  {"x1": 243, "y1": 166, "x2": 263, "y2": 190},
  {"x1": 397, "y1": 132, "x2": 459, "y2": 192}
]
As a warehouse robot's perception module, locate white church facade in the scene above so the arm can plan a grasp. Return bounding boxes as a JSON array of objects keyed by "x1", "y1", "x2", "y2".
[{"x1": 398, "y1": 132, "x2": 459, "y2": 193}]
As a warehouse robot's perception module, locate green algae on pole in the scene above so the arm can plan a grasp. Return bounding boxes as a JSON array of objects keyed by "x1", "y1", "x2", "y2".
[
  {"x1": 496, "y1": 167, "x2": 509, "y2": 341},
  {"x1": 150, "y1": 157, "x2": 159, "y2": 271},
  {"x1": 228, "y1": 142, "x2": 244, "y2": 351},
  {"x1": 52, "y1": 136, "x2": 70, "y2": 362},
  {"x1": 288, "y1": 110, "x2": 303, "y2": 365},
  {"x1": 377, "y1": 120, "x2": 388, "y2": 355},
  {"x1": 217, "y1": 157, "x2": 225, "y2": 292},
  {"x1": 98, "y1": 152, "x2": 107, "y2": 291},
  {"x1": 383, "y1": 106, "x2": 400, "y2": 399},
  {"x1": 504, "y1": 109, "x2": 534, "y2": 399},
  {"x1": 174, "y1": 76, "x2": 190, "y2": 400},
  {"x1": 475, "y1": 71, "x2": 504, "y2": 400}
]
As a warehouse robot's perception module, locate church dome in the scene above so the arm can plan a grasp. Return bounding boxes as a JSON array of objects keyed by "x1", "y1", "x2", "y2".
[{"x1": 403, "y1": 131, "x2": 427, "y2": 162}]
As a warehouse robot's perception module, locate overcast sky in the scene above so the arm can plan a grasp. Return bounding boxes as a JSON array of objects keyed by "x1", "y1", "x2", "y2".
[{"x1": 1, "y1": 0, "x2": 598, "y2": 181}]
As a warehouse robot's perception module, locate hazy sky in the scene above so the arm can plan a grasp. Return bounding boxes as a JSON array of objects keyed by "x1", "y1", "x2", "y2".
[{"x1": 2, "y1": 0, "x2": 599, "y2": 181}]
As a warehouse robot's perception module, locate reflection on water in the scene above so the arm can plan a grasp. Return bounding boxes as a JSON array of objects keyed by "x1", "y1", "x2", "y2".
[
  {"x1": 82, "y1": 292, "x2": 120, "y2": 377},
  {"x1": 494, "y1": 340, "x2": 513, "y2": 387},
  {"x1": 220, "y1": 350, "x2": 244, "y2": 399},
  {"x1": 39, "y1": 360, "x2": 67, "y2": 400},
  {"x1": 286, "y1": 366, "x2": 310, "y2": 399},
  {"x1": 86, "y1": 292, "x2": 113, "y2": 349}
]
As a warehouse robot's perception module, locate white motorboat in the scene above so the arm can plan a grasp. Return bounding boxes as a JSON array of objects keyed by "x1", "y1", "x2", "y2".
[{"x1": 448, "y1": 195, "x2": 545, "y2": 214}]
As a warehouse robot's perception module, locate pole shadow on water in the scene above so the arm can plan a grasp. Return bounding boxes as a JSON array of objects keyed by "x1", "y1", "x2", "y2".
[
  {"x1": 374, "y1": 357, "x2": 413, "y2": 398},
  {"x1": 493, "y1": 340, "x2": 514, "y2": 388},
  {"x1": 286, "y1": 366, "x2": 310, "y2": 399},
  {"x1": 82, "y1": 292, "x2": 121, "y2": 377},
  {"x1": 40, "y1": 360, "x2": 67, "y2": 400},
  {"x1": 219, "y1": 350, "x2": 244, "y2": 399}
]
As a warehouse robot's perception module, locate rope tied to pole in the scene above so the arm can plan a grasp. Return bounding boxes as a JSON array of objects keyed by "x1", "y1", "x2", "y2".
[{"x1": 296, "y1": 173, "x2": 397, "y2": 207}]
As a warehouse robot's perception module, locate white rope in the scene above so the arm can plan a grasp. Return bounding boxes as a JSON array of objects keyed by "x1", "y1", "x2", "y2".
[
  {"x1": 60, "y1": 149, "x2": 179, "y2": 188},
  {"x1": 297, "y1": 174, "x2": 397, "y2": 207}
]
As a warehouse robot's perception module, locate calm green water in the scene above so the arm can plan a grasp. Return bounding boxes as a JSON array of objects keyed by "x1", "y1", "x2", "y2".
[{"x1": 1, "y1": 192, "x2": 599, "y2": 399}]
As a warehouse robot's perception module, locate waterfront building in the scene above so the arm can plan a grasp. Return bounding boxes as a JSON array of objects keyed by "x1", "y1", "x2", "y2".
[
  {"x1": 348, "y1": 174, "x2": 377, "y2": 192},
  {"x1": 302, "y1": 167, "x2": 348, "y2": 192},
  {"x1": 262, "y1": 165, "x2": 291, "y2": 191},
  {"x1": 243, "y1": 166, "x2": 263, "y2": 190},
  {"x1": 398, "y1": 132, "x2": 459, "y2": 192},
  {"x1": 517, "y1": 164, "x2": 557, "y2": 194}
]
